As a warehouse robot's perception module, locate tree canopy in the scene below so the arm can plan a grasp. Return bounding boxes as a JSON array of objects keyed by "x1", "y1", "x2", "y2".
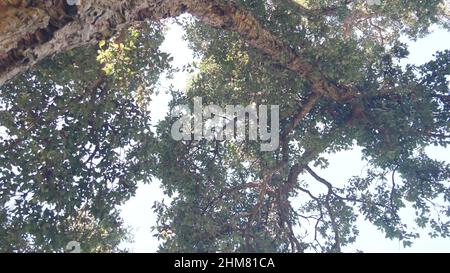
[{"x1": 0, "y1": 0, "x2": 449, "y2": 252}]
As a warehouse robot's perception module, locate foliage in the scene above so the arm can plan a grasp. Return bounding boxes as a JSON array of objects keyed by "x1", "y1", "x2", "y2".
[
  {"x1": 153, "y1": 0, "x2": 450, "y2": 252},
  {"x1": 0, "y1": 22, "x2": 169, "y2": 252},
  {"x1": 0, "y1": 0, "x2": 449, "y2": 253}
]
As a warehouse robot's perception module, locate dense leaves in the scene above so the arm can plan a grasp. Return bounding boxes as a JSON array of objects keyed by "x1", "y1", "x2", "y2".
[
  {"x1": 0, "y1": 0, "x2": 449, "y2": 252},
  {"x1": 152, "y1": 0, "x2": 450, "y2": 252},
  {"x1": 0, "y1": 22, "x2": 169, "y2": 252}
]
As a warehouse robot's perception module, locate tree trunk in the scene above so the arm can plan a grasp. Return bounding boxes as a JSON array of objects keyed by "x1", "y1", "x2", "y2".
[{"x1": 0, "y1": 0, "x2": 353, "y2": 101}]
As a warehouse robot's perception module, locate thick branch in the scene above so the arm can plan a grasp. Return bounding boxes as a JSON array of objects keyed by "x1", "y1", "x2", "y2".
[
  {"x1": 282, "y1": 94, "x2": 321, "y2": 140},
  {"x1": 0, "y1": 0, "x2": 357, "y2": 103}
]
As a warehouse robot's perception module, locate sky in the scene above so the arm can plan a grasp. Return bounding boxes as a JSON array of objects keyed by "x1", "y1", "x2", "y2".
[{"x1": 119, "y1": 20, "x2": 450, "y2": 253}]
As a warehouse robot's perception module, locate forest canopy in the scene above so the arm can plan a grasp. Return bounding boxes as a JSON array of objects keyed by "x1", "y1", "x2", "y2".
[{"x1": 0, "y1": 0, "x2": 449, "y2": 252}]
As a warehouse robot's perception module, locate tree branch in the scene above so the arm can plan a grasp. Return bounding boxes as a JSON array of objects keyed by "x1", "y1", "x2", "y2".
[{"x1": 0, "y1": 0, "x2": 358, "y2": 103}]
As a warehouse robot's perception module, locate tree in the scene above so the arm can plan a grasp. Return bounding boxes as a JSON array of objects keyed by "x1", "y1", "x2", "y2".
[
  {"x1": 0, "y1": 0, "x2": 449, "y2": 252},
  {"x1": 0, "y1": 21, "x2": 170, "y2": 252}
]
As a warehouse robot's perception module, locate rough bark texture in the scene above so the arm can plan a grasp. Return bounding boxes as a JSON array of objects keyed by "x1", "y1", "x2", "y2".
[
  {"x1": 0, "y1": 0, "x2": 186, "y2": 85},
  {"x1": 0, "y1": 0, "x2": 353, "y2": 101}
]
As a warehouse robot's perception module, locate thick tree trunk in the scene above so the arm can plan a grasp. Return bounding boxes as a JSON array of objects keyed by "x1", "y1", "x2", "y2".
[
  {"x1": 0, "y1": 0, "x2": 353, "y2": 101},
  {"x1": 0, "y1": 0, "x2": 187, "y2": 85}
]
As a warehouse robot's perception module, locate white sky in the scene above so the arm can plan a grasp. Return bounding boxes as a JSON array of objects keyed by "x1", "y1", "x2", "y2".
[{"x1": 119, "y1": 21, "x2": 450, "y2": 253}]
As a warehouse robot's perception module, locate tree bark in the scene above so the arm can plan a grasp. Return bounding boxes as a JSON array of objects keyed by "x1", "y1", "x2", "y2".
[{"x1": 0, "y1": 0, "x2": 355, "y2": 101}]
